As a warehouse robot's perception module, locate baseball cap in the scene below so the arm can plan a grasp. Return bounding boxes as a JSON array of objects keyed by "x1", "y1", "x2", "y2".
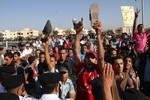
[{"x1": 85, "y1": 50, "x2": 97, "y2": 59}]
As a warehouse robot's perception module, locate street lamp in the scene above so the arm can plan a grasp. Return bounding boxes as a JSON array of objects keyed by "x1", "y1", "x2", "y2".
[{"x1": 141, "y1": 0, "x2": 144, "y2": 25}]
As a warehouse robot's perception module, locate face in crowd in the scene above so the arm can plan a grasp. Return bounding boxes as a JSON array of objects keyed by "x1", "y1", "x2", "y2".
[
  {"x1": 68, "y1": 49, "x2": 74, "y2": 57},
  {"x1": 39, "y1": 53, "x2": 45, "y2": 63},
  {"x1": 112, "y1": 57, "x2": 124, "y2": 75},
  {"x1": 110, "y1": 50, "x2": 117, "y2": 58},
  {"x1": 35, "y1": 49, "x2": 41, "y2": 58},
  {"x1": 59, "y1": 49, "x2": 68, "y2": 61},
  {"x1": 81, "y1": 45, "x2": 88, "y2": 54},
  {"x1": 84, "y1": 53, "x2": 97, "y2": 69},
  {"x1": 13, "y1": 53, "x2": 20, "y2": 62},
  {"x1": 60, "y1": 71, "x2": 69, "y2": 82},
  {"x1": 137, "y1": 24, "x2": 145, "y2": 33},
  {"x1": 123, "y1": 56, "x2": 133, "y2": 72},
  {"x1": 4, "y1": 57, "x2": 13, "y2": 65}
]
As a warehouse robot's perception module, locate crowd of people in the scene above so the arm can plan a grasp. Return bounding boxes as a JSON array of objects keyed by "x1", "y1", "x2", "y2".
[{"x1": 0, "y1": 9, "x2": 150, "y2": 100}]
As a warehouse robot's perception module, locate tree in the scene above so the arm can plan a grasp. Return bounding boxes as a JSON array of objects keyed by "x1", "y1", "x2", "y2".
[
  {"x1": 18, "y1": 36, "x2": 24, "y2": 41},
  {"x1": 107, "y1": 29, "x2": 114, "y2": 35},
  {"x1": 5, "y1": 38, "x2": 13, "y2": 41},
  {"x1": 0, "y1": 33, "x2": 4, "y2": 41},
  {"x1": 53, "y1": 30, "x2": 59, "y2": 35}
]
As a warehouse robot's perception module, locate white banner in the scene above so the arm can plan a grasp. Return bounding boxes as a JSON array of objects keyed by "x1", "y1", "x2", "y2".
[{"x1": 121, "y1": 6, "x2": 134, "y2": 27}]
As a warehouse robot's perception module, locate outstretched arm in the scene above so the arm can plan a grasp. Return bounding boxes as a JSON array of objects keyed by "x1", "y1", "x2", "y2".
[
  {"x1": 132, "y1": 9, "x2": 140, "y2": 35},
  {"x1": 43, "y1": 38, "x2": 53, "y2": 71},
  {"x1": 93, "y1": 20, "x2": 105, "y2": 68},
  {"x1": 74, "y1": 18, "x2": 83, "y2": 66}
]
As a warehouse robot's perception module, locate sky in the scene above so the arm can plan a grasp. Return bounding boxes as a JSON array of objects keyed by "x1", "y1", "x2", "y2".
[{"x1": 0, "y1": 0, "x2": 150, "y2": 31}]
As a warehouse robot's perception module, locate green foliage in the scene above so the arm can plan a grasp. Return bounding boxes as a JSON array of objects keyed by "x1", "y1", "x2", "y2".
[
  {"x1": 53, "y1": 30, "x2": 59, "y2": 35},
  {"x1": 5, "y1": 38, "x2": 13, "y2": 41}
]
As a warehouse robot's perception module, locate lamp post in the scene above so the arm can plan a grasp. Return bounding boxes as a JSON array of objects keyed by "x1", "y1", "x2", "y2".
[{"x1": 141, "y1": 0, "x2": 144, "y2": 25}]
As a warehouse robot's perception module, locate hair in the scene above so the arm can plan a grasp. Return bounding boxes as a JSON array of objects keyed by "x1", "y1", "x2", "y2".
[
  {"x1": 111, "y1": 56, "x2": 123, "y2": 64},
  {"x1": 6, "y1": 50, "x2": 12, "y2": 53},
  {"x1": 12, "y1": 45, "x2": 17, "y2": 48},
  {"x1": 4, "y1": 52, "x2": 13, "y2": 59},
  {"x1": 42, "y1": 83, "x2": 58, "y2": 94},
  {"x1": 6, "y1": 84, "x2": 22, "y2": 94},
  {"x1": 82, "y1": 44, "x2": 89, "y2": 48},
  {"x1": 137, "y1": 24, "x2": 143, "y2": 29},
  {"x1": 122, "y1": 33, "x2": 128, "y2": 36},
  {"x1": 59, "y1": 47, "x2": 67, "y2": 52},
  {"x1": 123, "y1": 55, "x2": 133, "y2": 62},
  {"x1": 107, "y1": 48, "x2": 117, "y2": 57},
  {"x1": 0, "y1": 72, "x2": 13, "y2": 82},
  {"x1": 39, "y1": 52, "x2": 45, "y2": 56},
  {"x1": 13, "y1": 52, "x2": 21, "y2": 57},
  {"x1": 68, "y1": 48, "x2": 73, "y2": 51},
  {"x1": 50, "y1": 54, "x2": 56, "y2": 60},
  {"x1": 28, "y1": 56, "x2": 36, "y2": 64},
  {"x1": 36, "y1": 49, "x2": 41, "y2": 52},
  {"x1": 109, "y1": 48, "x2": 117, "y2": 52},
  {"x1": 123, "y1": 55, "x2": 138, "y2": 71},
  {"x1": 54, "y1": 45, "x2": 59, "y2": 48},
  {"x1": 54, "y1": 46, "x2": 59, "y2": 52}
]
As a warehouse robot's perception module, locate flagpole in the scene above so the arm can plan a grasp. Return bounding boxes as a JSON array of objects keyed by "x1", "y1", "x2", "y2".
[{"x1": 141, "y1": 0, "x2": 144, "y2": 25}]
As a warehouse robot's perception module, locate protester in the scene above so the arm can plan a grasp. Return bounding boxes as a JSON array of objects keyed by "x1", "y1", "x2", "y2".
[
  {"x1": 57, "y1": 47, "x2": 77, "y2": 89},
  {"x1": 37, "y1": 52, "x2": 49, "y2": 75},
  {"x1": 123, "y1": 56, "x2": 140, "y2": 90},
  {"x1": 74, "y1": 18, "x2": 104, "y2": 100},
  {"x1": 3, "y1": 52, "x2": 14, "y2": 67},
  {"x1": 68, "y1": 48, "x2": 74, "y2": 61},
  {"x1": 132, "y1": 9, "x2": 150, "y2": 53},
  {"x1": 58, "y1": 65, "x2": 76, "y2": 100},
  {"x1": 1, "y1": 6, "x2": 150, "y2": 100},
  {"x1": 13, "y1": 52, "x2": 28, "y2": 68},
  {"x1": 53, "y1": 45, "x2": 60, "y2": 61}
]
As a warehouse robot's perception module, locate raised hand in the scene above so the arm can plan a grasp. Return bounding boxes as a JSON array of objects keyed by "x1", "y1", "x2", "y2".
[
  {"x1": 42, "y1": 36, "x2": 50, "y2": 47},
  {"x1": 75, "y1": 18, "x2": 83, "y2": 34},
  {"x1": 92, "y1": 20, "x2": 102, "y2": 35},
  {"x1": 135, "y1": 8, "x2": 140, "y2": 19},
  {"x1": 101, "y1": 63, "x2": 114, "y2": 100},
  {"x1": 102, "y1": 63, "x2": 114, "y2": 88}
]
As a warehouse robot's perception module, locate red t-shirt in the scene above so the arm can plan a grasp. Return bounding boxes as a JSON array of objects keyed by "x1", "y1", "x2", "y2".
[
  {"x1": 54, "y1": 52, "x2": 60, "y2": 61},
  {"x1": 66, "y1": 41, "x2": 71, "y2": 48},
  {"x1": 31, "y1": 67, "x2": 37, "y2": 79},
  {"x1": 76, "y1": 62, "x2": 102, "y2": 100}
]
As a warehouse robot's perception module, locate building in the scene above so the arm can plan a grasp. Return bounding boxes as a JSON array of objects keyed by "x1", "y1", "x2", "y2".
[
  {"x1": 2, "y1": 30, "x2": 17, "y2": 40},
  {"x1": 17, "y1": 28, "x2": 39, "y2": 39},
  {"x1": 1, "y1": 28, "x2": 39, "y2": 40},
  {"x1": 54, "y1": 27, "x2": 66, "y2": 35}
]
